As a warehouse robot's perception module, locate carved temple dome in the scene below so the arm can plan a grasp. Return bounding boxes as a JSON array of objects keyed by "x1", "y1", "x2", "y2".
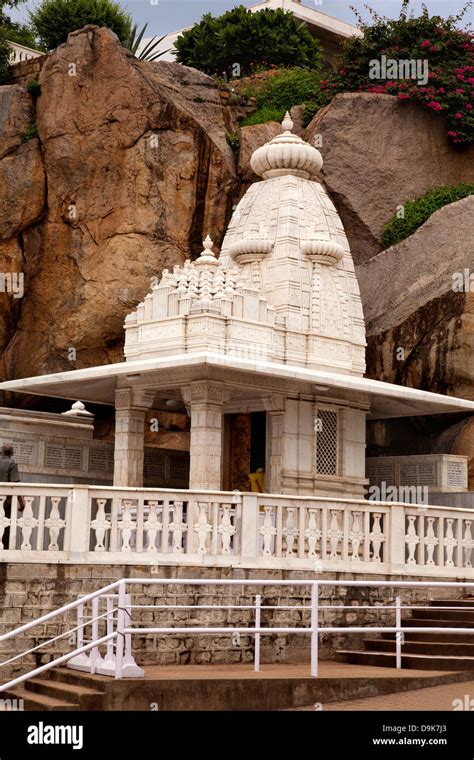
[
  {"x1": 250, "y1": 112, "x2": 323, "y2": 180},
  {"x1": 124, "y1": 115, "x2": 367, "y2": 377}
]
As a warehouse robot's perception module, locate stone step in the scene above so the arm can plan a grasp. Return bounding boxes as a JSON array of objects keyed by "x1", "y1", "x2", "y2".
[
  {"x1": 338, "y1": 649, "x2": 474, "y2": 671},
  {"x1": 364, "y1": 638, "x2": 474, "y2": 657},
  {"x1": 47, "y1": 667, "x2": 109, "y2": 691},
  {"x1": 380, "y1": 630, "x2": 474, "y2": 644},
  {"x1": 414, "y1": 608, "x2": 474, "y2": 622},
  {"x1": 429, "y1": 599, "x2": 474, "y2": 608},
  {"x1": 25, "y1": 677, "x2": 104, "y2": 710},
  {"x1": 1, "y1": 685, "x2": 78, "y2": 711},
  {"x1": 403, "y1": 616, "x2": 474, "y2": 628}
]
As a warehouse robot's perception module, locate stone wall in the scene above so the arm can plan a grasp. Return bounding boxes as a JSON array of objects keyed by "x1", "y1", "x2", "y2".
[
  {"x1": 9, "y1": 56, "x2": 47, "y2": 87},
  {"x1": 0, "y1": 563, "x2": 465, "y2": 679}
]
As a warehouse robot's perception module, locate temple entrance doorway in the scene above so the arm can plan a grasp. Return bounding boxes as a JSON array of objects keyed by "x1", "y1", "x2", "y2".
[{"x1": 223, "y1": 411, "x2": 266, "y2": 491}]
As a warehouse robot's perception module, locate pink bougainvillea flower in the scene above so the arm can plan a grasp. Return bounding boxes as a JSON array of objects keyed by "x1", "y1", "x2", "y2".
[
  {"x1": 420, "y1": 40, "x2": 431, "y2": 48},
  {"x1": 454, "y1": 112, "x2": 463, "y2": 119}
]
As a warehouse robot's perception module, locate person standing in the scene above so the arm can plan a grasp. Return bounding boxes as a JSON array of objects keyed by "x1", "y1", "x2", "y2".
[{"x1": 0, "y1": 444, "x2": 25, "y2": 549}]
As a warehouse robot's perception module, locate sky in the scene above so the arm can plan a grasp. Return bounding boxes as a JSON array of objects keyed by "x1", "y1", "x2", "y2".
[{"x1": 8, "y1": 0, "x2": 473, "y2": 36}]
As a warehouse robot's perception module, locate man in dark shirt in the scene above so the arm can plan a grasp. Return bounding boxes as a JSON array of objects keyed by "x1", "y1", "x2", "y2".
[{"x1": 0, "y1": 444, "x2": 25, "y2": 549}]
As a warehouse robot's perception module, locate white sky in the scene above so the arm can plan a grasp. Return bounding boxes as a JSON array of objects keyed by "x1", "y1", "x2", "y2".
[{"x1": 9, "y1": 0, "x2": 473, "y2": 36}]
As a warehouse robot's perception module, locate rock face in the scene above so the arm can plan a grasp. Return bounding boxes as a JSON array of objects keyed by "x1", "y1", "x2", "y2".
[
  {"x1": 359, "y1": 197, "x2": 474, "y2": 485},
  {"x1": 0, "y1": 26, "x2": 237, "y2": 380},
  {"x1": 358, "y1": 196, "x2": 474, "y2": 400},
  {"x1": 306, "y1": 93, "x2": 474, "y2": 264},
  {"x1": 238, "y1": 121, "x2": 281, "y2": 182},
  {"x1": 0, "y1": 86, "x2": 46, "y2": 365}
]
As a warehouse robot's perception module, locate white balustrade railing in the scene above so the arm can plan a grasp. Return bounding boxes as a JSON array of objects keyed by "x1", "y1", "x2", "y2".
[{"x1": 0, "y1": 484, "x2": 473, "y2": 576}]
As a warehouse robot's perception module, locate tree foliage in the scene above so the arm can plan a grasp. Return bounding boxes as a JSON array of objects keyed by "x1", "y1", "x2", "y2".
[
  {"x1": 29, "y1": 0, "x2": 132, "y2": 51},
  {"x1": 175, "y1": 5, "x2": 322, "y2": 77}
]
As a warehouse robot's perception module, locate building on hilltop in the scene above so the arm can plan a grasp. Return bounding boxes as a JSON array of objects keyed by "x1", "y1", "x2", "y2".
[{"x1": 138, "y1": 0, "x2": 362, "y2": 70}]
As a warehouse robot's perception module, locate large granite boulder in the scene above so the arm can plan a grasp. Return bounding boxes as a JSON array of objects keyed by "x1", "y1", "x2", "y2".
[
  {"x1": 357, "y1": 196, "x2": 474, "y2": 400},
  {"x1": 306, "y1": 93, "x2": 474, "y2": 264},
  {"x1": 0, "y1": 26, "x2": 238, "y2": 380}
]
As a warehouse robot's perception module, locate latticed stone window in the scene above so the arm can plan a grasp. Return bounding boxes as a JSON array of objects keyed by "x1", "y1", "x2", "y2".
[{"x1": 314, "y1": 409, "x2": 339, "y2": 475}]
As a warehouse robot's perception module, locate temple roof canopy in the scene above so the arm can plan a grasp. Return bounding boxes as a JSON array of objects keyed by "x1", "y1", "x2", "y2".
[{"x1": 1, "y1": 351, "x2": 473, "y2": 420}]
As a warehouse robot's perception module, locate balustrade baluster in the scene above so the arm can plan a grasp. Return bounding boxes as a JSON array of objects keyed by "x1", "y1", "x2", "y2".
[
  {"x1": 45, "y1": 496, "x2": 66, "y2": 551},
  {"x1": 218, "y1": 504, "x2": 235, "y2": 555},
  {"x1": 405, "y1": 515, "x2": 420, "y2": 566},
  {"x1": 144, "y1": 501, "x2": 161, "y2": 552},
  {"x1": 18, "y1": 497, "x2": 37, "y2": 551},
  {"x1": 90, "y1": 499, "x2": 110, "y2": 552},
  {"x1": 444, "y1": 518, "x2": 457, "y2": 568},
  {"x1": 304, "y1": 509, "x2": 321, "y2": 558}
]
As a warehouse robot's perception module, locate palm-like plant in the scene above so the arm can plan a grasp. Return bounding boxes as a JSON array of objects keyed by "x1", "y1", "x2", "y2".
[{"x1": 126, "y1": 22, "x2": 170, "y2": 61}]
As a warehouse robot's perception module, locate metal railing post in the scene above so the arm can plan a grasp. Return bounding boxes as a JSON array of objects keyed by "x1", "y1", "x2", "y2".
[
  {"x1": 115, "y1": 579, "x2": 126, "y2": 679},
  {"x1": 310, "y1": 581, "x2": 319, "y2": 678},
  {"x1": 90, "y1": 597, "x2": 100, "y2": 674},
  {"x1": 395, "y1": 595, "x2": 402, "y2": 669},
  {"x1": 254, "y1": 594, "x2": 261, "y2": 673}
]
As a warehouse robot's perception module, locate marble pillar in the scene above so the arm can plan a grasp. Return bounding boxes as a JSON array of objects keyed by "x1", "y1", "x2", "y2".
[
  {"x1": 113, "y1": 389, "x2": 155, "y2": 487},
  {"x1": 182, "y1": 381, "x2": 229, "y2": 491}
]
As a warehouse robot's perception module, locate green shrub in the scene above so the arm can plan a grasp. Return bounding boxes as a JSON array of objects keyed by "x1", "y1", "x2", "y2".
[
  {"x1": 20, "y1": 122, "x2": 38, "y2": 142},
  {"x1": 241, "y1": 105, "x2": 286, "y2": 127},
  {"x1": 26, "y1": 79, "x2": 41, "y2": 98},
  {"x1": 382, "y1": 183, "x2": 474, "y2": 248},
  {"x1": 0, "y1": 31, "x2": 10, "y2": 85},
  {"x1": 226, "y1": 131, "x2": 240, "y2": 155},
  {"x1": 302, "y1": 101, "x2": 321, "y2": 127},
  {"x1": 321, "y1": 0, "x2": 474, "y2": 145},
  {"x1": 240, "y1": 67, "x2": 324, "y2": 126},
  {"x1": 175, "y1": 5, "x2": 322, "y2": 78},
  {"x1": 29, "y1": 0, "x2": 132, "y2": 51}
]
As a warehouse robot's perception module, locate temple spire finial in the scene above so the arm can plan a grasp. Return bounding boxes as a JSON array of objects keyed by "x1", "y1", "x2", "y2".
[
  {"x1": 281, "y1": 111, "x2": 293, "y2": 133},
  {"x1": 195, "y1": 234, "x2": 219, "y2": 267}
]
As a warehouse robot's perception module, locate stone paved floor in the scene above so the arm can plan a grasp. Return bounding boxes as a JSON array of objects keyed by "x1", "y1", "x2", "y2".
[
  {"x1": 292, "y1": 679, "x2": 474, "y2": 711},
  {"x1": 140, "y1": 661, "x2": 457, "y2": 680}
]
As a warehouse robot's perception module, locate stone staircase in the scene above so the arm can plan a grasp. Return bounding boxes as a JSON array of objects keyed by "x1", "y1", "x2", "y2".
[
  {"x1": 1, "y1": 669, "x2": 106, "y2": 711},
  {"x1": 338, "y1": 598, "x2": 474, "y2": 671}
]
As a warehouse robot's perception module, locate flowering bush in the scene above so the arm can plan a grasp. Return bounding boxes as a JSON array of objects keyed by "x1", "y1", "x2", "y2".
[{"x1": 320, "y1": 1, "x2": 473, "y2": 145}]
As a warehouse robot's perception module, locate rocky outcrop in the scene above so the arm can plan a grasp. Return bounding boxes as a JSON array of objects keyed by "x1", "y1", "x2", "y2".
[
  {"x1": 306, "y1": 93, "x2": 474, "y2": 264},
  {"x1": 0, "y1": 86, "x2": 46, "y2": 365},
  {"x1": 238, "y1": 121, "x2": 280, "y2": 182},
  {"x1": 0, "y1": 26, "x2": 238, "y2": 380},
  {"x1": 357, "y1": 196, "x2": 474, "y2": 399}
]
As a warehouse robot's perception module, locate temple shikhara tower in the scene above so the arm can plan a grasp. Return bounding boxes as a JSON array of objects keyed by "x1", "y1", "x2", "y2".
[{"x1": 122, "y1": 113, "x2": 368, "y2": 497}]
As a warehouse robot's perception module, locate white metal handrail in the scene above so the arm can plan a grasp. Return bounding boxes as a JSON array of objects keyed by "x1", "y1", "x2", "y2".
[{"x1": 1, "y1": 579, "x2": 474, "y2": 691}]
